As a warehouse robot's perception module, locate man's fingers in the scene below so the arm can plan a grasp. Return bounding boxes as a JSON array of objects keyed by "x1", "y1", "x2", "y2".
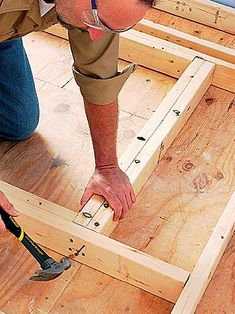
[
  {"x1": 0, "y1": 192, "x2": 17, "y2": 234},
  {"x1": 118, "y1": 185, "x2": 136, "y2": 220},
  {"x1": 80, "y1": 189, "x2": 94, "y2": 210},
  {"x1": 130, "y1": 188, "x2": 136, "y2": 204},
  {"x1": 120, "y1": 196, "x2": 132, "y2": 219},
  {"x1": 126, "y1": 192, "x2": 134, "y2": 209},
  {"x1": 0, "y1": 192, "x2": 19, "y2": 216},
  {"x1": 0, "y1": 222, "x2": 7, "y2": 234},
  {"x1": 107, "y1": 190, "x2": 134, "y2": 221},
  {"x1": 103, "y1": 192, "x2": 123, "y2": 222},
  {"x1": 80, "y1": 167, "x2": 136, "y2": 222},
  {"x1": 112, "y1": 203, "x2": 123, "y2": 221},
  {"x1": 118, "y1": 194, "x2": 131, "y2": 220},
  {"x1": 80, "y1": 187, "x2": 135, "y2": 220}
]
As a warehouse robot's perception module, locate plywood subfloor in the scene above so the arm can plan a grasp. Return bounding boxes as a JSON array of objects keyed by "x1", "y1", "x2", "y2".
[
  {"x1": 0, "y1": 17, "x2": 234, "y2": 314},
  {"x1": 0, "y1": 31, "x2": 176, "y2": 313}
]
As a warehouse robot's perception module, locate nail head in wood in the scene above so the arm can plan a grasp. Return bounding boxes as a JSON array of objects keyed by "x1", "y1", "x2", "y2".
[
  {"x1": 137, "y1": 136, "x2": 146, "y2": 141},
  {"x1": 83, "y1": 212, "x2": 93, "y2": 218},
  {"x1": 173, "y1": 109, "x2": 181, "y2": 116}
]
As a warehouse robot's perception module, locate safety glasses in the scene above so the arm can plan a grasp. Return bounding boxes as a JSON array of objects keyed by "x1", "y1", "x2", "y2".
[{"x1": 81, "y1": 0, "x2": 135, "y2": 33}]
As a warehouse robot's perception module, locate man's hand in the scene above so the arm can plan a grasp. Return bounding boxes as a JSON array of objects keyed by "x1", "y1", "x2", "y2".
[
  {"x1": 0, "y1": 191, "x2": 19, "y2": 234},
  {"x1": 81, "y1": 166, "x2": 136, "y2": 221},
  {"x1": 83, "y1": 99, "x2": 136, "y2": 220}
]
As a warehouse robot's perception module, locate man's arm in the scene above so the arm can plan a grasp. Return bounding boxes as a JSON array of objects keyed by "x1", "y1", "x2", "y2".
[
  {"x1": 68, "y1": 29, "x2": 136, "y2": 220},
  {"x1": 0, "y1": 191, "x2": 19, "y2": 233},
  {"x1": 80, "y1": 100, "x2": 136, "y2": 221}
]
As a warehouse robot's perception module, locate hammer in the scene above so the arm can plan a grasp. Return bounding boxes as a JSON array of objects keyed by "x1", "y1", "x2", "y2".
[{"x1": 0, "y1": 206, "x2": 71, "y2": 281}]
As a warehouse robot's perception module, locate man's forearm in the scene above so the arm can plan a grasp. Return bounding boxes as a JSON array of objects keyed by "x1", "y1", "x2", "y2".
[
  {"x1": 81, "y1": 99, "x2": 136, "y2": 220},
  {"x1": 84, "y1": 99, "x2": 119, "y2": 168}
]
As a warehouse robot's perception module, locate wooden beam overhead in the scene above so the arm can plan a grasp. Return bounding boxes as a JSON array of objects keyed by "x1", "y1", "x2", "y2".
[
  {"x1": 154, "y1": 0, "x2": 235, "y2": 35},
  {"x1": 0, "y1": 180, "x2": 189, "y2": 303}
]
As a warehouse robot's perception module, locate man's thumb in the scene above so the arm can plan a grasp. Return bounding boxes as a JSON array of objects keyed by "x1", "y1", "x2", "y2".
[
  {"x1": 80, "y1": 190, "x2": 93, "y2": 210},
  {"x1": 0, "y1": 193, "x2": 19, "y2": 216}
]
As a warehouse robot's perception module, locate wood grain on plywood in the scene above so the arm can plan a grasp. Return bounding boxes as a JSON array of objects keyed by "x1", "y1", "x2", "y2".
[
  {"x1": 111, "y1": 87, "x2": 235, "y2": 272},
  {"x1": 23, "y1": 32, "x2": 73, "y2": 87},
  {"x1": 50, "y1": 86, "x2": 235, "y2": 313},
  {"x1": 0, "y1": 235, "x2": 79, "y2": 314},
  {"x1": 172, "y1": 191, "x2": 235, "y2": 313}
]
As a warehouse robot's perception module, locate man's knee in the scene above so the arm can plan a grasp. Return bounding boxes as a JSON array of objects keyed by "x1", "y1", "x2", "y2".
[
  {"x1": 0, "y1": 98, "x2": 40, "y2": 141},
  {"x1": 11, "y1": 104, "x2": 40, "y2": 141},
  {"x1": 0, "y1": 38, "x2": 40, "y2": 141},
  {"x1": 13, "y1": 119, "x2": 39, "y2": 141}
]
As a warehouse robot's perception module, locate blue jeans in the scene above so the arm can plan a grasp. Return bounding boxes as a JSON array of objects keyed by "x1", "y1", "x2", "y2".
[{"x1": 0, "y1": 38, "x2": 39, "y2": 141}]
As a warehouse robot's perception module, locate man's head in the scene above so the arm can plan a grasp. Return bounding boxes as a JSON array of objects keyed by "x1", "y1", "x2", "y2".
[{"x1": 55, "y1": 0, "x2": 154, "y2": 40}]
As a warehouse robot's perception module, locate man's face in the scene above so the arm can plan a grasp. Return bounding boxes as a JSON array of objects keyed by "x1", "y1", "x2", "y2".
[{"x1": 55, "y1": 0, "x2": 149, "y2": 40}]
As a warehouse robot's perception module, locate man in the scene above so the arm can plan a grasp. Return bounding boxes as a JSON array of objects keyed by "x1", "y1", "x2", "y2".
[{"x1": 0, "y1": 0, "x2": 154, "y2": 233}]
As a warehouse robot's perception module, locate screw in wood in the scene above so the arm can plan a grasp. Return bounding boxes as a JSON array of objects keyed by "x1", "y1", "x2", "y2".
[
  {"x1": 173, "y1": 109, "x2": 181, "y2": 116},
  {"x1": 83, "y1": 212, "x2": 93, "y2": 218},
  {"x1": 137, "y1": 136, "x2": 146, "y2": 141}
]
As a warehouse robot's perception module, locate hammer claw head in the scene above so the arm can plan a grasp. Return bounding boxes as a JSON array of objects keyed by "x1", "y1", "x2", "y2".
[
  {"x1": 29, "y1": 270, "x2": 61, "y2": 281},
  {"x1": 30, "y1": 257, "x2": 71, "y2": 282}
]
